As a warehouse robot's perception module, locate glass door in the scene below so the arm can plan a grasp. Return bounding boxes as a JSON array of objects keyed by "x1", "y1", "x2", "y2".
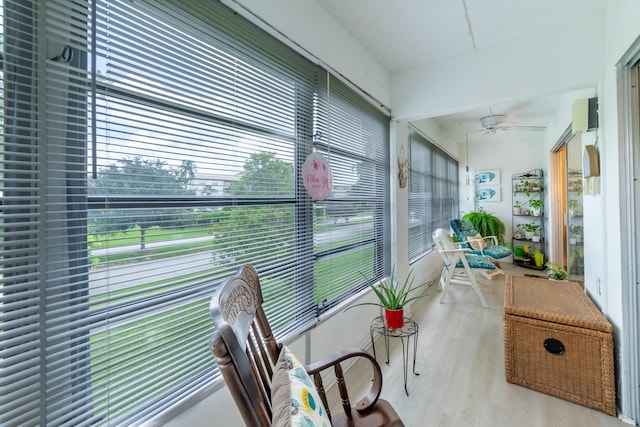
[{"x1": 566, "y1": 134, "x2": 584, "y2": 283}]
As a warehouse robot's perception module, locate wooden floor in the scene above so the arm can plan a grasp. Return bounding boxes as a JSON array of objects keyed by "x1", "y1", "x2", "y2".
[{"x1": 329, "y1": 263, "x2": 629, "y2": 427}]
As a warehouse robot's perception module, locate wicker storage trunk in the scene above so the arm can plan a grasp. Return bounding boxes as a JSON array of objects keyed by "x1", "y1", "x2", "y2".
[{"x1": 503, "y1": 275, "x2": 615, "y2": 416}]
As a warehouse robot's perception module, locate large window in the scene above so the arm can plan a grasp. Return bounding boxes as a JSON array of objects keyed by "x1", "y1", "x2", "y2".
[
  {"x1": 0, "y1": 1, "x2": 390, "y2": 425},
  {"x1": 408, "y1": 129, "x2": 458, "y2": 261}
]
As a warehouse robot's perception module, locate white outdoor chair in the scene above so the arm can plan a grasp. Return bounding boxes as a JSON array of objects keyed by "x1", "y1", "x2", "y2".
[{"x1": 432, "y1": 228, "x2": 492, "y2": 308}]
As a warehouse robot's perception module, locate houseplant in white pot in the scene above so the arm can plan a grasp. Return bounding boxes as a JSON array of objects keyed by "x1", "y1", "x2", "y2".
[
  {"x1": 513, "y1": 200, "x2": 523, "y2": 215},
  {"x1": 347, "y1": 267, "x2": 429, "y2": 329},
  {"x1": 532, "y1": 229, "x2": 541, "y2": 243},
  {"x1": 529, "y1": 199, "x2": 543, "y2": 216},
  {"x1": 569, "y1": 224, "x2": 583, "y2": 242},
  {"x1": 524, "y1": 223, "x2": 539, "y2": 240}
]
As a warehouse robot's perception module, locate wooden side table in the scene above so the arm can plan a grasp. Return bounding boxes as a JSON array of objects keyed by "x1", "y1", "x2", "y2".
[{"x1": 369, "y1": 316, "x2": 419, "y2": 395}]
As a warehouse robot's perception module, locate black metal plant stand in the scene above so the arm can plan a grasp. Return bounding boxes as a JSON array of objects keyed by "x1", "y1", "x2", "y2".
[{"x1": 369, "y1": 316, "x2": 419, "y2": 396}]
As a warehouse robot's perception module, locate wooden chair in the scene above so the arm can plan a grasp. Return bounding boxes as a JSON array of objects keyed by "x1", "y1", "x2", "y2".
[{"x1": 209, "y1": 264, "x2": 404, "y2": 427}]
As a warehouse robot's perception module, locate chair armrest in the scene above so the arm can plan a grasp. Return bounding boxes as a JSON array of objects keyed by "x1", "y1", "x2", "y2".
[
  {"x1": 305, "y1": 347, "x2": 382, "y2": 413},
  {"x1": 442, "y1": 247, "x2": 471, "y2": 254},
  {"x1": 460, "y1": 237, "x2": 492, "y2": 255},
  {"x1": 483, "y1": 235, "x2": 498, "y2": 245}
]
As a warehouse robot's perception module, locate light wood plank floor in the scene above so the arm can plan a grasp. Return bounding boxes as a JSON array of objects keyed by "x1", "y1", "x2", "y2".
[{"x1": 329, "y1": 263, "x2": 630, "y2": 427}]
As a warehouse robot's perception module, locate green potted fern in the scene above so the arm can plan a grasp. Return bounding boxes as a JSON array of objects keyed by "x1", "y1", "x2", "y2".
[{"x1": 462, "y1": 207, "x2": 506, "y2": 245}]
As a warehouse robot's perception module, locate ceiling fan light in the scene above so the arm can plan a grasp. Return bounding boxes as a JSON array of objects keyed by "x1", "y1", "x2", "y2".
[{"x1": 480, "y1": 114, "x2": 506, "y2": 129}]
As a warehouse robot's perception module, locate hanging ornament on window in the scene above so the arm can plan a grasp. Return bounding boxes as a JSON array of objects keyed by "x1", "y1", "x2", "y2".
[
  {"x1": 302, "y1": 151, "x2": 333, "y2": 200},
  {"x1": 398, "y1": 145, "x2": 409, "y2": 188}
]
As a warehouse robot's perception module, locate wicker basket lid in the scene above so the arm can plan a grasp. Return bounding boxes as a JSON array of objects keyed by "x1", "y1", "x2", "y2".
[{"x1": 504, "y1": 275, "x2": 612, "y2": 333}]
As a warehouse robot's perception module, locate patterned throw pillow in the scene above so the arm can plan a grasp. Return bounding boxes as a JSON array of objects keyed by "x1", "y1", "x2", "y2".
[
  {"x1": 272, "y1": 345, "x2": 331, "y2": 427},
  {"x1": 468, "y1": 232, "x2": 487, "y2": 250}
]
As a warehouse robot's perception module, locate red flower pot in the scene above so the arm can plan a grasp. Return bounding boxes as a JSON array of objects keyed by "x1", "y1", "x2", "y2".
[{"x1": 384, "y1": 308, "x2": 404, "y2": 329}]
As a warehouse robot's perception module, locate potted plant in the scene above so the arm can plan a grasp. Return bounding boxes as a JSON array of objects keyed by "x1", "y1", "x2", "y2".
[
  {"x1": 514, "y1": 223, "x2": 526, "y2": 239},
  {"x1": 524, "y1": 223, "x2": 539, "y2": 240},
  {"x1": 569, "y1": 224, "x2": 583, "y2": 242},
  {"x1": 462, "y1": 207, "x2": 506, "y2": 245},
  {"x1": 519, "y1": 179, "x2": 531, "y2": 197},
  {"x1": 531, "y1": 229, "x2": 541, "y2": 243},
  {"x1": 513, "y1": 200, "x2": 523, "y2": 215},
  {"x1": 569, "y1": 199, "x2": 581, "y2": 217},
  {"x1": 545, "y1": 262, "x2": 568, "y2": 281},
  {"x1": 529, "y1": 181, "x2": 542, "y2": 192},
  {"x1": 529, "y1": 199, "x2": 543, "y2": 216},
  {"x1": 347, "y1": 268, "x2": 429, "y2": 329}
]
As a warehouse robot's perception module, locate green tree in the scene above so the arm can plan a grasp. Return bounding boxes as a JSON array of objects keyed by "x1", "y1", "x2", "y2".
[
  {"x1": 229, "y1": 152, "x2": 293, "y2": 196},
  {"x1": 211, "y1": 152, "x2": 294, "y2": 265},
  {"x1": 89, "y1": 156, "x2": 196, "y2": 249}
]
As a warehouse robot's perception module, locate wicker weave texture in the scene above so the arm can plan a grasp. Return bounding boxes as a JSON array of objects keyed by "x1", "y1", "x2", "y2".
[
  {"x1": 504, "y1": 275, "x2": 612, "y2": 332},
  {"x1": 503, "y1": 275, "x2": 616, "y2": 416}
]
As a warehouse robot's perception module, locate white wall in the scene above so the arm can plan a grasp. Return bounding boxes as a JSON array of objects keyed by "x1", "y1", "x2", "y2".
[
  {"x1": 459, "y1": 132, "x2": 546, "y2": 247},
  {"x1": 600, "y1": 0, "x2": 640, "y2": 420}
]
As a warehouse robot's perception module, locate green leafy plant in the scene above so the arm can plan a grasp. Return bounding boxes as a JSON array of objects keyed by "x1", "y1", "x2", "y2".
[
  {"x1": 545, "y1": 262, "x2": 568, "y2": 280},
  {"x1": 524, "y1": 223, "x2": 541, "y2": 233},
  {"x1": 462, "y1": 207, "x2": 506, "y2": 245},
  {"x1": 347, "y1": 267, "x2": 429, "y2": 310},
  {"x1": 519, "y1": 179, "x2": 542, "y2": 197},
  {"x1": 569, "y1": 224, "x2": 583, "y2": 235},
  {"x1": 529, "y1": 199, "x2": 543, "y2": 209},
  {"x1": 520, "y1": 180, "x2": 531, "y2": 197}
]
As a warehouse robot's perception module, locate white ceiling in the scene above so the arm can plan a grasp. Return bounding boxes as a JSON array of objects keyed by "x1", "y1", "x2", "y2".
[{"x1": 314, "y1": 0, "x2": 607, "y2": 140}]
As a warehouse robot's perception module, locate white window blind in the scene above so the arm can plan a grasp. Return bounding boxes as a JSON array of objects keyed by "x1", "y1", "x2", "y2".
[
  {"x1": 313, "y1": 78, "x2": 390, "y2": 310},
  {"x1": 0, "y1": 0, "x2": 390, "y2": 425},
  {"x1": 0, "y1": 2, "x2": 42, "y2": 426},
  {"x1": 408, "y1": 130, "x2": 459, "y2": 261}
]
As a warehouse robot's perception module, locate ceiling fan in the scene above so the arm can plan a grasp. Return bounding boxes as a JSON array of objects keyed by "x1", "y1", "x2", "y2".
[{"x1": 477, "y1": 112, "x2": 546, "y2": 134}]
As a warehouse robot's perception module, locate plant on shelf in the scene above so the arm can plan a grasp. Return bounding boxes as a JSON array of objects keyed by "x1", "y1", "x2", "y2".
[
  {"x1": 569, "y1": 199, "x2": 581, "y2": 217},
  {"x1": 531, "y1": 229, "x2": 541, "y2": 243},
  {"x1": 519, "y1": 180, "x2": 531, "y2": 197},
  {"x1": 569, "y1": 224, "x2": 583, "y2": 236},
  {"x1": 568, "y1": 224, "x2": 583, "y2": 244},
  {"x1": 528, "y1": 199, "x2": 543, "y2": 216},
  {"x1": 346, "y1": 267, "x2": 429, "y2": 329},
  {"x1": 545, "y1": 262, "x2": 568, "y2": 281},
  {"x1": 513, "y1": 200, "x2": 522, "y2": 215},
  {"x1": 514, "y1": 223, "x2": 526, "y2": 239},
  {"x1": 518, "y1": 179, "x2": 542, "y2": 197},
  {"x1": 524, "y1": 223, "x2": 540, "y2": 240},
  {"x1": 529, "y1": 181, "x2": 542, "y2": 192},
  {"x1": 462, "y1": 207, "x2": 506, "y2": 245}
]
